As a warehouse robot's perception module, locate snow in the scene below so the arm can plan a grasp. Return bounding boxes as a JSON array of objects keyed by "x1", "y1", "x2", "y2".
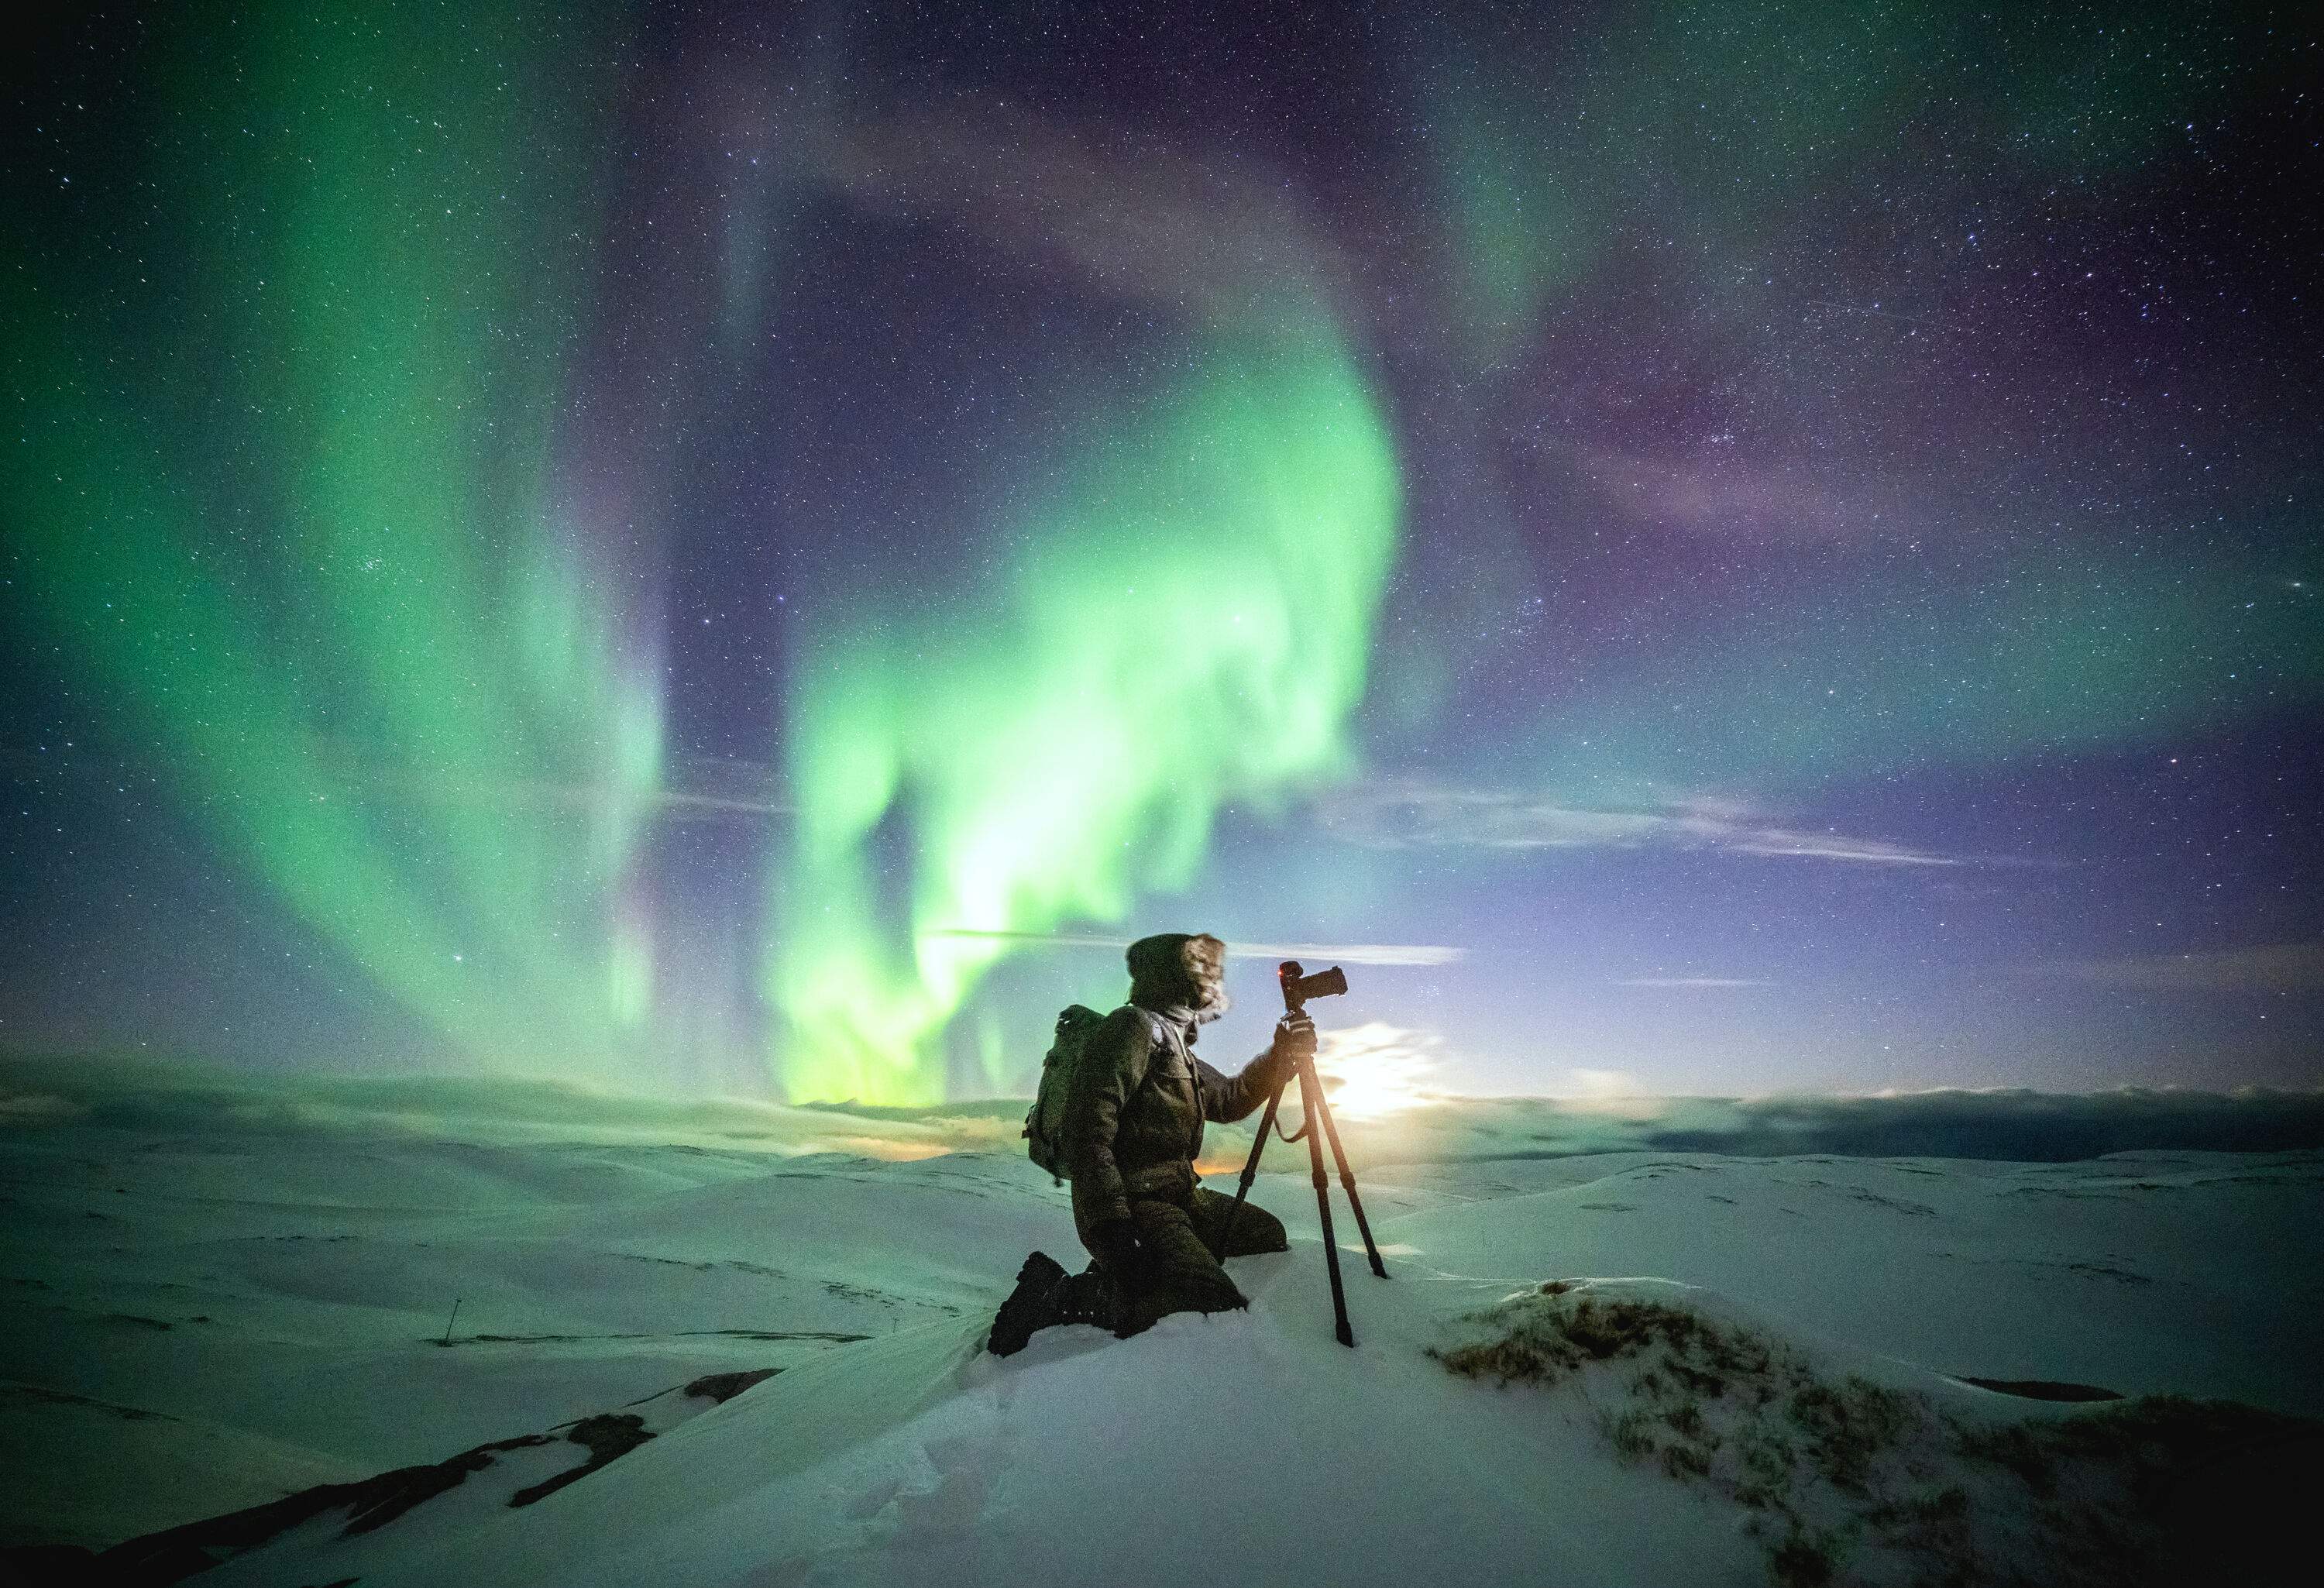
[
  {"x1": 1375, "y1": 1150, "x2": 2324, "y2": 1409},
  {"x1": 5, "y1": 1069, "x2": 2320, "y2": 1583},
  {"x1": 203, "y1": 1260, "x2": 1769, "y2": 1588}
]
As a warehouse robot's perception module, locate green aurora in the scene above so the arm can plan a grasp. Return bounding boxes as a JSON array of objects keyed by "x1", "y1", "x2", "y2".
[
  {"x1": 4, "y1": 2, "x2": 1402, "y2": 1103},
  {"x1": 5, "y1": 0, "x2": 2315, "y2": 1100},
  {"x1": 774, "y1": 332, "x2": 1400, "y2": 1104},
  {"x1": 5, "y1": 2, "x2": 665, "y2": 1075}
]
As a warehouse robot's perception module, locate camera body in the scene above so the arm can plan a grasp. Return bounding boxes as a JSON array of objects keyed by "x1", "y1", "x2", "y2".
[{"x1": 1277, "y1": 960, "x2": 1348, "y2": 1012}]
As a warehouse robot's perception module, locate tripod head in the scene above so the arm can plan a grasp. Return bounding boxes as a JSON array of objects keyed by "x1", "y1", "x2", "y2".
[{"x1": 1277, "y1": 960, "x2": 1349, "y2": 1016}]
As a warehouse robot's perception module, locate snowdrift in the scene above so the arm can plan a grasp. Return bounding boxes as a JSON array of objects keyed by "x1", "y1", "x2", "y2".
[{"x1": 65, "y1": 1268, "x2": 2323, "y2": 1588}]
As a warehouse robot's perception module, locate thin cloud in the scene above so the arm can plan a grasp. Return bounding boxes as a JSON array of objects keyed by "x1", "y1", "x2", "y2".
[
  {"x1": 2024, "y1": 942, "x2": 2324, "y2": 994},
  {"x1": 2, "y1": 744, "x2": 792, "y2": 823},
  {"x1": 827, "y1": 97, "x2": 1365, "y2": 332},
  {"x1": 1717, "y1": 830, "x2": 1958, "y2": 865},
  {"x1": 395, "y1": 775, "x2": 789, "y2": 820},
  {"x1": 431, "y1": 754, "x2": 793, "y2": 821},
  {"x1": 1567, "y1": 438, "x2": 1882, "y2": 542},
  {"x1": 1313, "y1": 779, "x2": 1972, "y2": 867},
  {"x1": 918, "y1": 929, "x2": 1464, "y2": 967}
]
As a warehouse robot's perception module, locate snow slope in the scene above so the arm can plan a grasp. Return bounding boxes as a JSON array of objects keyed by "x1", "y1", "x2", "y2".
[
  {"x1": 148, "y1": 1241, "x2": 2322, "y2": 1588},
  {"x1": 201, "y1": 1263, "x2": 1769, "y2": 1588},
  {"x1": 1373, "y1": 1150, "x2": 2324, "y2": 1410},
  {"x1": 2, "y1": 1128, "x2": 1069, "y2": 1547},
  {"x1": 5, "y1": 1070, "x2": 2322, "y2": 1583}
]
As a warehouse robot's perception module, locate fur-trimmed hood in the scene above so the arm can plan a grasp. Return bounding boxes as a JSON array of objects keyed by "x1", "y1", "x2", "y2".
[{"x1": 1125, "y1": 932, "x2": 1231, "y2": 1026}]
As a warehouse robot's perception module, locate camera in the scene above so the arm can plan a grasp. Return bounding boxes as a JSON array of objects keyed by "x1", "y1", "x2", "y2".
[{"x1": 1277, "y1": 960, "x2": 1348, "y2": 1012}]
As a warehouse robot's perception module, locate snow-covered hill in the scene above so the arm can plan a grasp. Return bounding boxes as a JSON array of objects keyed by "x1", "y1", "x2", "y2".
[
  {"x1": 69, "y1": 1268, "x2": 2324, "y2": 1588},
  {"x1": 4, "y1": 1066, "x2": 2320, "y2": 1584}
]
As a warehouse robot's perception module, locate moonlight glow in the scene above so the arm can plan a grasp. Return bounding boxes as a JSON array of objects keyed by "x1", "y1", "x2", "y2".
[{"x1": 1312, "y1": 1023, "x2": 1443, "y2": 1122}]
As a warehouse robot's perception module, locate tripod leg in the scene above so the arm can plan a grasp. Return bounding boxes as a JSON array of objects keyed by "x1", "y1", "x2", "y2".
[
  {"x1": 1306, "y1": 1076, "x2": 1389, "y2": 1280},
  {"x1": 1296, "y1": 1057, "x2": 1356, "y2": 1348},
  {"x1": 1219, "y1": 1077, "x2": 1285, "y2": 1259}
]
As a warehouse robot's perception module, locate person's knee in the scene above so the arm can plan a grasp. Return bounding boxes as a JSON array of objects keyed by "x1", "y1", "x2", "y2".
[
  {"x1": 1127, "y1": 1198, "x2": 1195, "y2": 1246},
  {"x1": 1223, "y1": 1201, "x2": 1288, "y2": 1256},
  {"x1": 1199, "y1": 1193, "x2": 1287, "y2": 1256},
  {"x1": 1116, "y1": 1270, "x2": 1246, "y2": 1337}
]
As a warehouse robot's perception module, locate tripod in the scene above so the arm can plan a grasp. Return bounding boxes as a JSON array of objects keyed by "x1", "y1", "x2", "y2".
[{"x1": 1219, "y1": 960, "x2": 1388, "y2": 1346}]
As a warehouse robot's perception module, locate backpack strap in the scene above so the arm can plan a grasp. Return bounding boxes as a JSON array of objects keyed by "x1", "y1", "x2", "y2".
[
  {"x1": 1135, "y1": 1006, "x2": 1177, "y2": 1055},
  {"x1": 1123, "y1": 1006, "x2": 1184, "y2": 1095}
]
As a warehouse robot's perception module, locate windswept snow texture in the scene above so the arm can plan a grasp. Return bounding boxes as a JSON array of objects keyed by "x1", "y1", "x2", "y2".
[{"x1": 3, "y1": 1067, "x2": 2321, "y2": 1583}]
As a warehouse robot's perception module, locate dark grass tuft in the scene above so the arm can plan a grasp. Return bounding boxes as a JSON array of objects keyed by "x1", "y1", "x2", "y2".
[{"x1": 1432, "y1": 1281, "x2": 2324, "y2": 1588}]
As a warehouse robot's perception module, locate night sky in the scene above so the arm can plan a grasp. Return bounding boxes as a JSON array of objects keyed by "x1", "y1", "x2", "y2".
[{"x1": 5, "y1": 1, "x2": 2319, "y2": 1105}]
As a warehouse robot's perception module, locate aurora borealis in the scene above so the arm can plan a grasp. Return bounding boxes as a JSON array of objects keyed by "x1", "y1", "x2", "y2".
[
  {"x1": 5, "y1": 2, "x2": 2319, "y2": 1102},
  {"x1": 779, "y1": 332, "x2": 1397, "y2": 1103}
]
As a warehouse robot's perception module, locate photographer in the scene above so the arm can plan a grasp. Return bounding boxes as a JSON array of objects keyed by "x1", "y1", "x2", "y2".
[{"x1": 989, "y1": 932, "x2": 1315, "y2": 1353}]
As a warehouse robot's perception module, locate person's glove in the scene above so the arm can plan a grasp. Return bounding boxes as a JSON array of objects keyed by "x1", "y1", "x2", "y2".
[
  {"x1": 1246, "y1": 1013, "x2": 1312, "y2": 1096},
  {"x1": 1087, "y1": 1218, "x2": 1141, "y2": 1276},
  {"x1": 1271, "y1": 1012, "x2": 1318, "y2": 1071}
]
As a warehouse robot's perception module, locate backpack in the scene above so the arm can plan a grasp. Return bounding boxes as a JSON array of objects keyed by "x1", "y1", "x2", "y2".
[{"x1": 1023, "y1": 1004, "x2": 1177, "y2": 1183}]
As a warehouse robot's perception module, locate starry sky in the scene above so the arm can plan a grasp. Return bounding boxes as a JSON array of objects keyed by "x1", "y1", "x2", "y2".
[{"x1": 4, "y1": 0, "x2": 2319, "y2": 1105}]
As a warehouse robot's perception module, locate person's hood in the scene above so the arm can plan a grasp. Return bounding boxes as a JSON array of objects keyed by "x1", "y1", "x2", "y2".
[{"x1": 1126, "y1": 932, "x2": 1231, "y2": 1029}]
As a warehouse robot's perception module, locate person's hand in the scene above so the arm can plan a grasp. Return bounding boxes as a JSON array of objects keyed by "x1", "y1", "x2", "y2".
[
  {"x1": 1088, "y1": 1219, "x2": 1140, "y2": 1275},
  {"x1": 1272, "y1": 1012, "x2": 1318, "y2": 1069}
]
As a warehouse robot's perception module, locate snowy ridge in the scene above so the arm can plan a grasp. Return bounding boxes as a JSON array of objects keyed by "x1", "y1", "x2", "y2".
[
  {"x1": 5, "y1": 1087, "x2": 2322, "y2": 1584},
  {"x1": 91, "y1": 1266, "x2": 2320, "y2": 1588},
  {"x1": 93, "y1": 1368, "x2": 777, "y2": 1586}
]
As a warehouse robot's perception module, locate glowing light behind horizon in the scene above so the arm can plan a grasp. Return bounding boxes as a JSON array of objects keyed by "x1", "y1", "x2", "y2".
[{"x1": 1311, "y1": 1022, "x2": 1443, "y2": 1121}]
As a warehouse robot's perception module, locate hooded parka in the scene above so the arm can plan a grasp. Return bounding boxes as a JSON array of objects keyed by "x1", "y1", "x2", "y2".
[{"x1": 1062, "y1": 932, "x2": 1282, "y2": 1246}]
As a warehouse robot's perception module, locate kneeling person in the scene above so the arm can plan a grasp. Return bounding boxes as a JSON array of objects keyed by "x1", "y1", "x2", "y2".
[{"x1": 990, "y1": 932, "x2": 1310, "y2": 1353}]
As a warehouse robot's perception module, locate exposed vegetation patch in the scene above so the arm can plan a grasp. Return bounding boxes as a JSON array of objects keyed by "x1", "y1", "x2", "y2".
[{"x1": 1432, "y1": 1280, "x2": 2316, "y2": 1588}]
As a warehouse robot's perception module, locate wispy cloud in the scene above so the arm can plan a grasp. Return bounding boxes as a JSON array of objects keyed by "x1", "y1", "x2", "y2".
[
  {"x1": 2023, "y1": 942, "x2": 2324, "y2": 994},
  {"x1": 2, "y1": 744, "x2": 793, "y2": 822},
  {"x1": 827, "y1": 97, "x2": 1365, "y2": 332},
  {"x1": 917, "y1": 929, "x2": 1464, "y2": 967},
  {"x1": 378, "y1": 754, "x2": 793, "y2": 821},
  {"x1": 1567, "y1": 438, "x2": 1885, "y2": 542},
  {"x1": 1312, "y1": 779, "x2": 1972, "y2": 867}
]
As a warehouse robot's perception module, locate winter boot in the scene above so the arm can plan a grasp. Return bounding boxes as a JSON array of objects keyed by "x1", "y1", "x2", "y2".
[
  {"x1": 1050, "y1": 1265, "x2": 1122, "y2": 1332},
  {"x1": 986, "y1": 1249, "x2": 1068, "y2": 1356}
]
